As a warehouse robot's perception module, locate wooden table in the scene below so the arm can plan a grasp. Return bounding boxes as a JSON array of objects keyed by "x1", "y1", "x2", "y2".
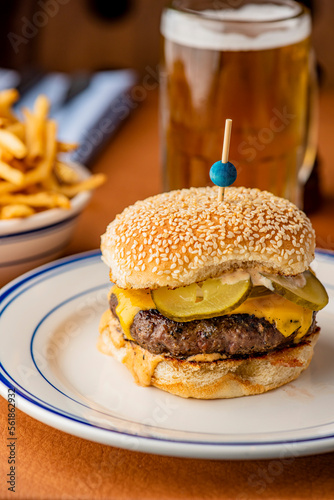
[{"x1": 1, "y1": 89, "x2": 334, "y2": 499}]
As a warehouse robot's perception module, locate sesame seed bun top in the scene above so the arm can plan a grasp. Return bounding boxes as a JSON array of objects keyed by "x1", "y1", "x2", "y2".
[{"x1": 101, "y1": 186, "x2": 315, "y2": 289}]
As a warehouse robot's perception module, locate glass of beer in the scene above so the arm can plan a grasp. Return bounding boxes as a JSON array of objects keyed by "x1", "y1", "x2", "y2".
[{"x1": 160, "y1": 0, "x2": 317, "y2": 207}]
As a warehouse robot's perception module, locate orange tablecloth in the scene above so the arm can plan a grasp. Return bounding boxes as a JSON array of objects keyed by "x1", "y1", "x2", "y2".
[{"x1": 1, "y1": 89, "x2": 334, "y2": 500}]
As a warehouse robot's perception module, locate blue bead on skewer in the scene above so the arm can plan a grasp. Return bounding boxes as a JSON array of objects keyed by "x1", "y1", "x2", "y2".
[{"x1": 210, "y1": 161, "x2": 237, "y2": 187}]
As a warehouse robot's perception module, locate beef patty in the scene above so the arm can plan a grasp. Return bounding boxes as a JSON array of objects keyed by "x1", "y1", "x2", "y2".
[{"x1": 109, "y1": 293, "x2": 317, "y2": 359}]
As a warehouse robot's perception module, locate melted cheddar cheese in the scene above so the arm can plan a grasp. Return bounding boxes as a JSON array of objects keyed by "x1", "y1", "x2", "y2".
[
  {"x1": 114, "y1": 286, "x2": 155, "y2": 340},
  {"x1": 231, "y1": 295, "x2": 313, "y2": 340},
  {"x1": 112, "y1": 286, "x2": 313, "y2": 341}
]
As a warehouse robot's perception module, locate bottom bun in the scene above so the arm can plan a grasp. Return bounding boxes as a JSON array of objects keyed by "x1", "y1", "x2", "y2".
[{"x1": 98, "y1": 310, "x2": 320, "y2": 399}]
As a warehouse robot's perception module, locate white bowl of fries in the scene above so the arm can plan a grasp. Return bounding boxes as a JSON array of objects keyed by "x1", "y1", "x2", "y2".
[{"x1": 0, "y1": 89, "x2": 105, "y2": 287}]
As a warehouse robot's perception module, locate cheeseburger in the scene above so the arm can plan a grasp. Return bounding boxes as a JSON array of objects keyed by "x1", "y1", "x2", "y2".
[{"x1": 98, "y1": 186, "x2": 328, "y2": 399}]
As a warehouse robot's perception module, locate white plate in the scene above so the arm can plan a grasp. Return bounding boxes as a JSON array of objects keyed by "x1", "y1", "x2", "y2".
[{"x1": 1, "y1": 249, "x2": 334, "y2": 460}]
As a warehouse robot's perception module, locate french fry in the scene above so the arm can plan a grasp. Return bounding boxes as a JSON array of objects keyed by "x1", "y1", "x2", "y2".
[
  {"x1": 34, "y1": 94, "x2": 50, "y2": 117},
  {"x1": 0, "y1": 160, "x2": 25, "y2": 186},
  {"x1": 0, "y1": 192, "x2": 71, "y2": 209},
  {"x1": 0, "y1": 89, "x2": 19, "y2": 122},
  {"x1": 0, "y1": 117, "x2": 12, "y2": 127},
  {"x1": 54, "y1": 161, "x2": 80, "y2": 184},
  {"x1": 0, "y1": 148, "x2": 14, "y2": 163},
  {"x1": 23, "y1": 109, "x2": 44, "y2": 162},
  {"x1": 0, "y1": 181, "x2": 18, "y2": 194},
  {"x1": 23, "y1": 94, "x2": 50, "y2": 162},
  {"x1": 56, "y1": 141, "x2": 78, "y2": 153},
  {"x1": 6, "y1": 122, "x2": 26, "y2": 141},
  {"x1": 0, "y1": 88, "x2": 19, "y2": 107},
  {"x1": 1, "y1": 204, "x2": 35, "y2": 219},
  {"x1": 41, "y1": 171, "x2": 59, "y2": 191},
  {"x1": 23, "y1": 120, "x2": 57, "y2": 186},
  {"x1": 55, "y1": 173, "x2": 106, "y2": 197},
  {"x1": 37, "y1": 118, "x2": 57, "y2": 176},
  {"x1": 0, "y1": 129, "x2": 27, "y2": 159}
]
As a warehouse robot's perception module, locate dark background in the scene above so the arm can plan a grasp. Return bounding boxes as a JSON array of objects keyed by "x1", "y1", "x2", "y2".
[{"x1": 0, "y1": 0, "x2": 333, "y2": 87}]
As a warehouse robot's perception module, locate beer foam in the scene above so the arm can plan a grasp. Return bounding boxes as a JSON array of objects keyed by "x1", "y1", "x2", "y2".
[{"x1": 161, "y1": 4, "x2": 311, "y2": 51}]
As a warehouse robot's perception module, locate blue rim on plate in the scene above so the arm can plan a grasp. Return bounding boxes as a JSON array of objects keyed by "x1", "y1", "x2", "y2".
[{"x1": 0, "y1": 249, "x2": 334, "y2": 459}]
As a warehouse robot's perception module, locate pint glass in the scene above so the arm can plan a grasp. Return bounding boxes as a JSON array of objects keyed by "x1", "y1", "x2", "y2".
[{"x1": 160, "y1": 0, "x2": 317, "y2": 207}]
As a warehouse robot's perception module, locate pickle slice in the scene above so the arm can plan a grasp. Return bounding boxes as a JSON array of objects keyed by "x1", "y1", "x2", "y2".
[
  {"x1": 152, "y1": 277, "x2": 252, "y2": 322},
  {"x1": 249, "y1": 286, "x2": 272, "y2": 298},
  {"x1": 259, "y1": 270, "x2": 328, "y2": 311}
]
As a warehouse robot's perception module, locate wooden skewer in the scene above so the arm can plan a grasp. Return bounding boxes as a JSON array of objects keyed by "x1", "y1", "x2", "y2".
[{"x1": 218, "y1": 119, "x2": 233, "y2": 202}]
